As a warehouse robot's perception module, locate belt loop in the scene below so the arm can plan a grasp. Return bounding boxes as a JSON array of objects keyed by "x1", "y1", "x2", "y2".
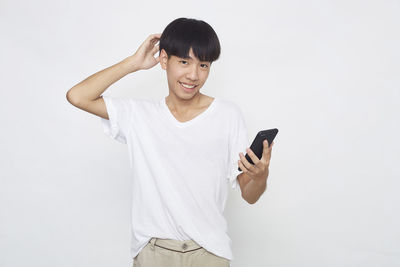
[{"x1": 149, "y1": 237, "x2": 157, "y2": 250}]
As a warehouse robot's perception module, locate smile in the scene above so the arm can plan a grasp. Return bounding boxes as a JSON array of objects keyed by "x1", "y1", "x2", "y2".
[{"x1": 179, "y1": 82, "x2": 197, "y2": 89}]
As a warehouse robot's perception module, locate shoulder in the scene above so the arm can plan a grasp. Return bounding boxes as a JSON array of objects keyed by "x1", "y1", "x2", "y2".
[
  {"x1": 118, "y1": 97, "x2": 158, "y2": 108},
  {"x1": 217, "y1": 98, "x2": 246, "y2": 124},
  {"x1": 215, "y1": 98, "x2": 243, "y2": 114},
  {"x1": 131, "y1": 97, "x2": 157, "y2": 106},
  {"x1": 102, "y1": 96, "x2": 159, "y2": 114}
]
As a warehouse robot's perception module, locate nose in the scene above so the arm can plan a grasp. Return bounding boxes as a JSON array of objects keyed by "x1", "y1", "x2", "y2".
[{"x1": 186, "y1": 65, "x2": 199, "y2": 81}]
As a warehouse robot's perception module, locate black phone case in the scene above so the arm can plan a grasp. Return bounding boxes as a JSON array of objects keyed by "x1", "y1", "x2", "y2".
[{"x1": 238, "y1": 128, "x2": 278, "y2": 171}]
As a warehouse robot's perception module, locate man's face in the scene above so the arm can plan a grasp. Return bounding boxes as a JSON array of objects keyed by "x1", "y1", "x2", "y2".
[{"x1": 160, "y1": 47, "x2": 211, "y2": 100}]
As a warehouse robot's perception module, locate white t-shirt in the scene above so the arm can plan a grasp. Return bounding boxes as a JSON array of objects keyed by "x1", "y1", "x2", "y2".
[{"x1": 100, "y1": 95, "x2": 249, "y2": 261}]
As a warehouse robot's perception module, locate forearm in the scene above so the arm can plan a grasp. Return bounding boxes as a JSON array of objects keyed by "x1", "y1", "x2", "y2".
[
  {"x1": 67, "y1": 55, "x2": 139, "y2": 103},
  {"x1": 242, "y1": 173, "x2": 268, "y2": 204}
]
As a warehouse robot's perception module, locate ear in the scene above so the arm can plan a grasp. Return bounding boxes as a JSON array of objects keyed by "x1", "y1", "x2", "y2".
[{"x1": 160, "y1": 49, "x2": 169, "y2": 70}]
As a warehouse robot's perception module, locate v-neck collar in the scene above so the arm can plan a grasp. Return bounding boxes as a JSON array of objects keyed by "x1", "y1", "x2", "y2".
[{"x1": 160, "y1": 96, "x2": 218, "y2": 128}]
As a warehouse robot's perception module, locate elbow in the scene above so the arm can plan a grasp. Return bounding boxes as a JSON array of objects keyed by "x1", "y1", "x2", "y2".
[
  {"x1": 241, "y1": 194, "x2": 256, "y2": 205},
  {"x1": 66, "y1": 89, "x2": 74, "y2": 104},
  {"x1": 66, "y1": 89, "x2": 81, "y2": 107}
]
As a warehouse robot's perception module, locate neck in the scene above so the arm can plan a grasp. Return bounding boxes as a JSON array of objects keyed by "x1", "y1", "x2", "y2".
[{"x1": 166, "y1": 92, "x2": 204, "y2": 113}]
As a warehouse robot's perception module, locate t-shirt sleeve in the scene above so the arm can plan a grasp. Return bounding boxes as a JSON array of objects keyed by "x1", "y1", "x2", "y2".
[
  {"x1": 227, "y1": 106, "x2": 250, "y2": 193},
  {"x1": 100, "y1": 95, "x2": 133, "y2": 144}
]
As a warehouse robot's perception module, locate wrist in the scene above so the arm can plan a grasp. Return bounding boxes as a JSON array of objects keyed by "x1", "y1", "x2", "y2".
[{"x1": 252, "y1": 177, "x2": 267, "y2": 187}]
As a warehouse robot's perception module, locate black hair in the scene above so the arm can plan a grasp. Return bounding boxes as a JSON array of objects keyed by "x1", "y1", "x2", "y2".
[{"x1": 159, "y1": 17, "x2": 221, "y2": 64}]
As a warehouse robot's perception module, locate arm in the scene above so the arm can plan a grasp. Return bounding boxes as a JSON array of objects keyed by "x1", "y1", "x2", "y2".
[
  {"x1": 238, "y1": 139, "x2": 274, "y2": 204},
  {"x1": 66, "y1": 33, "x2": 162, "y2": 119},
  {"x1": 66, "y1": 57, "x2": 138, "y2": 120},
  {"x1": 66, "y1": 57, "x2": 138, "y2": 105},
  {"x1": 239, "y1": 172, "x2": 267, "y2": 205}
]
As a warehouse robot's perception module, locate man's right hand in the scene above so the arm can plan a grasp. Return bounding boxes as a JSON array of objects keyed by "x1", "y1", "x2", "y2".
[{"x1": 127, "y1": 33, "x2": 162, "y2": 72}]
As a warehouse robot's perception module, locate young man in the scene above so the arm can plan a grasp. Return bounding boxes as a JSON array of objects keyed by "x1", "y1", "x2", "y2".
[{"x1": 67, "y1": 17, "x2": 273, "y2": 267}]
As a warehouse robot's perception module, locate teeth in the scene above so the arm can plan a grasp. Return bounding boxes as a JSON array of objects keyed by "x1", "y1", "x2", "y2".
[{"x1": 180, "y1": 82, "x2": 196, "y2": 88}]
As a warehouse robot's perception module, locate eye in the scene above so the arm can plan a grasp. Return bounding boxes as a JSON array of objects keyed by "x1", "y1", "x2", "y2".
[{"x1": 179, "y1": 60, "x2": 208, "y2": 68}]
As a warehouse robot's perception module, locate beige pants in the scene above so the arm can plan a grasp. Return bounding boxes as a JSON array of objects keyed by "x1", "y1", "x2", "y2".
[{"x1": 133, "y1": 237, "x2": 230, "y2": 267}]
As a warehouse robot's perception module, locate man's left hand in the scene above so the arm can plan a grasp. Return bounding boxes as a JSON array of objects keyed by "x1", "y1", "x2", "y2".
[{"x1": 238, "y1": 139, "x2": 274, "y2": 183}]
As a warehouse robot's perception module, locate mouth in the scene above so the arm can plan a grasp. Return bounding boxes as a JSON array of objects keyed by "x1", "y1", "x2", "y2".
[{"x1": 179, "y1": 81, "x2": 198, "y2": 91}]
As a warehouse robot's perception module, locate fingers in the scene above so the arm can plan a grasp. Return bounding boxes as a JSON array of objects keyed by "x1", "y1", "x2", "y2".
[
  {"x1": 261, "y1": 139, "x2": 273, "y2": 162},
  {"x1": 245, "y1": 147, "x2": 260, "y2": 165},
  {"x1": 148, "y1": 33, "x2": 161, "y2": 52},
  {"x1": 262, "y1": 140, "x2": 270, "y2": 156},
  {"x1": 148, "y1": 33, "x2": 162, "y2": 42},
  {"x1": 238, "y1": 159, "x2": 247, "y2": 173},
  {"x1": 148, "y1": 33, "x2": 161, "y2": 38},
  {"x1": 151, "y1": 44, "x2": 160, "y2": 55},
  {"x1": 239, "y1": 152, "x2": 256, "y2": 174}
]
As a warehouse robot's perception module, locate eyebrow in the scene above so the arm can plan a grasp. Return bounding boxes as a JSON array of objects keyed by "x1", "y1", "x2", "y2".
[
  {"x1": 181, "y1": 56, "x2": 210, "y2": 63},
  {"x1": 182, "y1": 55, "x2": 194, "y2": 60}
]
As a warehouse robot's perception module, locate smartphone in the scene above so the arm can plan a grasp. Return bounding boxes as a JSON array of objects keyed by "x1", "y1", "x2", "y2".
[{"x1": 238, "y1": 128, "x2": 278, "y2": 171}]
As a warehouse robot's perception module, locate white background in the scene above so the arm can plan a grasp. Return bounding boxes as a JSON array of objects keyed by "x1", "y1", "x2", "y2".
[{"x1": 1, "y1": 0, "x2": 399, "y2": 266}]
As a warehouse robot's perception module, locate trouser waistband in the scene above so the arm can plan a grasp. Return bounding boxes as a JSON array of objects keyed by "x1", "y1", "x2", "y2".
[{"x1": 149, "y1": 237, "x2": 203, "y2": 253}]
